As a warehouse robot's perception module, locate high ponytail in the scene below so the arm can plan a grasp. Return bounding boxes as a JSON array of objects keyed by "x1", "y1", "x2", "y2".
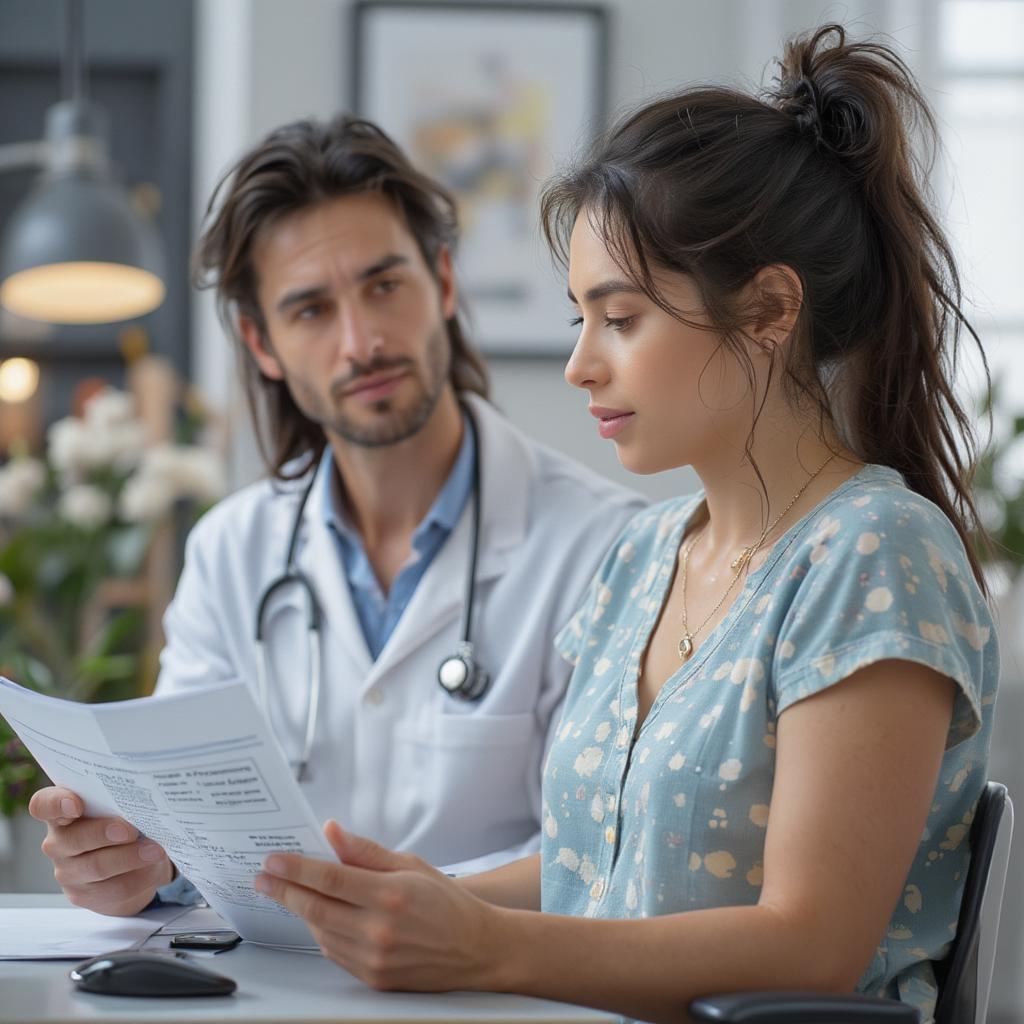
[{"x1": 542, "y1": 23, "x2": 991, "y2": 592}]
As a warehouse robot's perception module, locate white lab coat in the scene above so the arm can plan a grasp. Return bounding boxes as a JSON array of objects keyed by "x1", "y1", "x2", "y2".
[{"x1": 156, "y1": 395, "x2": 644, "y2": 873}]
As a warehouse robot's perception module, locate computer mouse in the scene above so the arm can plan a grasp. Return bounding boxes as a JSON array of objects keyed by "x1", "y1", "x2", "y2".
[{"x1": 69, "y1": 949, "x2": 237, "y2": 997}]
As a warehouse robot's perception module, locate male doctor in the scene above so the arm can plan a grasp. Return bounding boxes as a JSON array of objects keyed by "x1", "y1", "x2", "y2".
[{"x1": 29, "y1": 115, "x2": 643, "y2": 916}]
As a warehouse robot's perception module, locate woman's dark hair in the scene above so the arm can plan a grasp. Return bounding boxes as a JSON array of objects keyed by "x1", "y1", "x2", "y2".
[
  {"x1": 542, "y1": 23, "x2": 992, "y2": 592},
  {"x1": 194, "y1": 115, "x2": 490, "y2": 479}
]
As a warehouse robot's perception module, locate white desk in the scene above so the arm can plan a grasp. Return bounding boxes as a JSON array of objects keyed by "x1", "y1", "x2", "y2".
[{"x1": 0, "y1": 895, "x2": 616, "y2": 1023}]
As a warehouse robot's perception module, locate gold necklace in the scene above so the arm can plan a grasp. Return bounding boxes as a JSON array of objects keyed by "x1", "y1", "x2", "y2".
[{"x1": 677, "y1": 455, "x2": 834, "y2": 661}]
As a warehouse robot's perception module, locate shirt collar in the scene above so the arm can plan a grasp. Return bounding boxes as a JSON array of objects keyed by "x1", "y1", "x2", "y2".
[{"x1": 320, "y1": 411, "x2": 476, "y2": 553}]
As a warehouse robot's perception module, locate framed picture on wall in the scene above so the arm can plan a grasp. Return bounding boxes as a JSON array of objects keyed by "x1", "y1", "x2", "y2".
[{"x1": 352, "y1": 1, "x2": 608, "y2": 356}]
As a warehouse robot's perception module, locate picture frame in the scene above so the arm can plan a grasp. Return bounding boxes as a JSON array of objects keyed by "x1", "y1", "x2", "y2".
[{"x1": 352, "y1": 1, "x2": 608, "y2": 356}]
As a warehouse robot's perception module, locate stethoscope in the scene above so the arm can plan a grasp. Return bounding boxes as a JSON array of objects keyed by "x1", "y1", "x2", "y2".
[{"x1": 254, "y1": 404, "x2": 490, "y2": 781}]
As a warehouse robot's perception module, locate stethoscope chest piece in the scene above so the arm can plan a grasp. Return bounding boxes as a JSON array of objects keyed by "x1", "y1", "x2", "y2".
[
  {"x1": 437, "y1": 642, "x2": 489, "y2": 701},
  {"x1": 255, "y1": 402, "x2": 491, "y2": 778}
]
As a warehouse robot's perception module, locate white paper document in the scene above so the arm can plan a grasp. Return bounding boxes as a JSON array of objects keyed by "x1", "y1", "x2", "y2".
[
  {"x1": 0, "y1": 677, "x2": 335, "y2": 948},
  {"x1": 0, "y1": 906, "x2": 179, "y2": 960}
]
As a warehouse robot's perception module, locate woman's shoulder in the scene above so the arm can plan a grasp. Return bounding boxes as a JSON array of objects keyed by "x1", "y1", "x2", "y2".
[
  {"x1": 765, "y1": 464, "x2": 996, "y2": 747},
  {"x1": 794, "y1": 464, "x2": 971, "y2": 570}
]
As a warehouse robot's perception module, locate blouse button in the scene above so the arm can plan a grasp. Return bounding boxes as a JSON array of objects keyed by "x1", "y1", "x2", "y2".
[
  {"x1": 589, "y1": 878, "x2": 605, "y2": 900},
  {"x1": 604, "y1": 826, "x2": 616, "y2": 845}
]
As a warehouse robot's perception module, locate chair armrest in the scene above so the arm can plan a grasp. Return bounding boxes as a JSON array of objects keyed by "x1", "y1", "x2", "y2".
[{"x1": 689, "y1": 991, "x2": 921, "y2": 1022}]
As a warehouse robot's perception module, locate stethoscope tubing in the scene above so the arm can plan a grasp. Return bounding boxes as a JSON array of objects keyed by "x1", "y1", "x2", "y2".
[{"x1": 254, "y1": 403, "x2": 485, "y2": 780}]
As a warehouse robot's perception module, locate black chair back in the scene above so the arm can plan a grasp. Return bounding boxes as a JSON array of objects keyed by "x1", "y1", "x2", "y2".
[{"x1": 934, "y1": 781, "x2": 1009, "y2": 1024}]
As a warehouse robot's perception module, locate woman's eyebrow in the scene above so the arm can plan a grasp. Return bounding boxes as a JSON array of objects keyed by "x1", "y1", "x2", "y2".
[{"x1": 567, "y1": 280, "x2": 645, "y2": 304}]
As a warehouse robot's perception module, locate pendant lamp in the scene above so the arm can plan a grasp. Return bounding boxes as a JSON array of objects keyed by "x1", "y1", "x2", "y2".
[{"x1": 0, "y1": 0, "x2": 166, "y2": 324}]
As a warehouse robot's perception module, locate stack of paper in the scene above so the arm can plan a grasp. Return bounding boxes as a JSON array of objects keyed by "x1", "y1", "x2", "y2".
[
  {"x1": 0, "y1": 677, "x2": 335, "y2": 948},
  {"x1": 0, "y1": 907, "x2": 166, "y2": 960}
]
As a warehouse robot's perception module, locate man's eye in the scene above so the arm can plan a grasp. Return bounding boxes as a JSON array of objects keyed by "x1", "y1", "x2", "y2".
[
  {"x1": 296, "y1": 304, "x2": 323, "y2": 320},
  {"x1": 373, "y1": 279, "x2": 400, "y2": 295}
]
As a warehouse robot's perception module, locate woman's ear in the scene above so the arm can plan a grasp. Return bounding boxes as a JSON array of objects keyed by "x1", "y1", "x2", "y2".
[{"x1": 745, "y1": 264, "x2": 804, "y2": 355}]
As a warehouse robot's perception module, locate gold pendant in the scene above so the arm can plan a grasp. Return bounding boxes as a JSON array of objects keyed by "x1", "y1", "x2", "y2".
[
  {"x1": 730, "y1": 547, "x2": 753, "y2": 571},
  {"x1": 678, "y1": 635, "x2": 694, "y2": 660}
]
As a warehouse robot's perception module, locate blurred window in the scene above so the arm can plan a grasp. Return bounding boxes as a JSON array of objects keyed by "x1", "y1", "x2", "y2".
[{"x1": 938, "y1": 1, "x2": 1024, "y2": 408}]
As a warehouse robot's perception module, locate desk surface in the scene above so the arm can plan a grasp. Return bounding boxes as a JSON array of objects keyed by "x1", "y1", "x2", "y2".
[{"x1": 0, "y1": 895, "x2": 616, "y2": 1024}]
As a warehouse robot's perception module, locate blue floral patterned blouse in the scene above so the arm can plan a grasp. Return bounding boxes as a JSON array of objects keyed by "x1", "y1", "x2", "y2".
[{"x1": 543, "y1": 465, "x2": 998, "y2": 1023}]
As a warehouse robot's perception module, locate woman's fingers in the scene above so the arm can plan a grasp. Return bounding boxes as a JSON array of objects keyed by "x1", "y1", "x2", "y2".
[
  {"x1": 259, "y1": 850, "x2": 420, "y2": 910},
  {"x1": 323, "y1": 820, "x2": 414, "y2": 872}
]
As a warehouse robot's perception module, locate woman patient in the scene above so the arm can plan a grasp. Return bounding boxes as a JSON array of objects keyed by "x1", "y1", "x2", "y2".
[{"x1": 253, "y1": 24, "x2": 997, "y2": 1024}]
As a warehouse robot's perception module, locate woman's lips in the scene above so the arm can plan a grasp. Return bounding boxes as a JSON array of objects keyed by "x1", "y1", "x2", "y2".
[{"x1": 589, "y1": 406, "x2": 636, "y2": 440}]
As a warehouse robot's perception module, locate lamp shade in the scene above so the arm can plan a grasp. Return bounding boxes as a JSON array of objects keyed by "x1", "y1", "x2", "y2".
[
  {"x1": 0, "y1": 172, "x2": 166, "y2": 324},
  {"x1": 0, "y1": 101, "x2": 167, "y2": 325}
]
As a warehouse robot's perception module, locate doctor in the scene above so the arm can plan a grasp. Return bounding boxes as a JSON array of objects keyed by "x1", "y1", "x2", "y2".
[{"x1": 29, "y1": 115, "x2": 642, "y2": 917}]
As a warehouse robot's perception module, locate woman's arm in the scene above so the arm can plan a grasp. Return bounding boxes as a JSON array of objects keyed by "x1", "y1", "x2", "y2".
[
  {"x1": 456, "y1": 853, "x2": 541, "y2": 911},
  {"x1": 490, "y1": 659, "x2": 955, "y2": 1022},
  {"x1": 256, "y1": 659, "x2": 953, "y2": 1024}
]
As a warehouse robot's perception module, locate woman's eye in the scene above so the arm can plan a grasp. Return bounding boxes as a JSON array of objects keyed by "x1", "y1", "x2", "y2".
[
  {"x1": 604, "y1": 315, "x2": 636, "y2": 332},
  {"x1": 566, "y1": 313, "x2": 636, "y2": 331}
]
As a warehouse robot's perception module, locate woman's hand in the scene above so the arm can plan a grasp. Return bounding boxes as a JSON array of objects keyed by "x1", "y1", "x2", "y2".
[
  {"x1": 28, "y1": 785, "x2": 175, "y2": 917},
  {"x1": 254, "y1": 821, "x2": 511, "y2": 992}
]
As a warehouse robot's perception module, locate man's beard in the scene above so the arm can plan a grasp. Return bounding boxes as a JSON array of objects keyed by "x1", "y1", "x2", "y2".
[{"x1": 313, "y1": 326, "x2": 450, "y2": 448}]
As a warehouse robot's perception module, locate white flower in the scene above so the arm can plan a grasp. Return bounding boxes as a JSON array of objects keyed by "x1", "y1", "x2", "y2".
[
  {"x1": 142, "y1": 445, "x2": 224, "y2": 501},
  {"x1": 47, "y1": 409, "x2": 146, "y2": 478},
  {"x1": 84, "y1": 388, "x2": 136, "y2": 429},
  {"x1": 168, "y1": 447, "x2": 224, "y2": 503},
  {"x1": 118, "y1": 472, "x2": 178, "y2": 522},
  {"x1": 58, "y1": 484, "x2": 113, "y2": 530},
  {"x1": 93, "y1": 422, "x2": 147, "y2": 472},
  {"x1": 0, "y1": 572, "x2": 13, "y2": 606},
  {"x1": 0, "y1": 457, "x2": 46, "y2": 517},
  {"x1": 47, "y1": 416, "x2": 94, "y2": 477}
]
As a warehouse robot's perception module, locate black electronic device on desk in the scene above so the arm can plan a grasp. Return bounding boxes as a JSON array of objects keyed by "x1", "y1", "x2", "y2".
[
  {"x1": 170, "y1": 930, "x2": 242, "y2": 951},
  {"x1": 70, "y1": 949, "x2": 237, "y2": 997}
]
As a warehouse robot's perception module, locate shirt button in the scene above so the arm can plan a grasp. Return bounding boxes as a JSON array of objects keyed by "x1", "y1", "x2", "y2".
[
  {"x1": 589, "y1": 878, "x2": 605, "y2": 900},
  {"x1": 365, "y1": 688, "x2": 384, "y2": 706},
  {"x1": 604, "y1": 826, "x2": 616, "y2": 845}
]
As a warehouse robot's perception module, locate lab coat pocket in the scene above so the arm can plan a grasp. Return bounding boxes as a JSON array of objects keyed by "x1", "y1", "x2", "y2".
[
  {"x1": 412, "y1": 711, "x2": 537, "y2": 749},
  {"x1": 389, "y1": 712, "x2": 539, "y2": 864}
]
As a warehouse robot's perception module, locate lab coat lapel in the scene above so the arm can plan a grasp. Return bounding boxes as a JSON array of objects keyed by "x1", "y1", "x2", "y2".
[
  {"x1": 298, "y1": 508, "x2": 374, "y2": 678},
  {"x1": 365, "y1": 395, "x2": 532, "y2": 689}
]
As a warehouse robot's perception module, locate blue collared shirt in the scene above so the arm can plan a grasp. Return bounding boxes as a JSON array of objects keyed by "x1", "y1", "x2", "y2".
[{"x1": 320, "y1": 417, "x2": 475, "y2": 661}]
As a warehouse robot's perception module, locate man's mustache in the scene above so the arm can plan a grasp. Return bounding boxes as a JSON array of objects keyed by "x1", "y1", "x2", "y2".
[{"x1": 330, "y1": 357, "x2": 414, "y2": 399}]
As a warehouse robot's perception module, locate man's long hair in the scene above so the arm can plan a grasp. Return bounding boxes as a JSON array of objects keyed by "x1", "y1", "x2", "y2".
[{"x1": 194, "y1": 115, "x2": 490, "y2": 479}]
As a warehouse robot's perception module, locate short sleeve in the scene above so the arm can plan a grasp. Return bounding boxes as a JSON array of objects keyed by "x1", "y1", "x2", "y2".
[{"x1": 771, "y1": 492, "x2": 996, "y2": 749}]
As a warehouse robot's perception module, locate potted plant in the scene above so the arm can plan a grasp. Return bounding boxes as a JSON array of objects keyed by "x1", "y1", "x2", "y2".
[{"x1": 0, "y1": 387, "x2": 223, "y2": 888}]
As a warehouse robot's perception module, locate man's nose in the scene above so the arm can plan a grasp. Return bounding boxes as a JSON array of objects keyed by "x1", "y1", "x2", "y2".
[{"x1": 336, "y1": 303, "x2": 382, "y2": 363}]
